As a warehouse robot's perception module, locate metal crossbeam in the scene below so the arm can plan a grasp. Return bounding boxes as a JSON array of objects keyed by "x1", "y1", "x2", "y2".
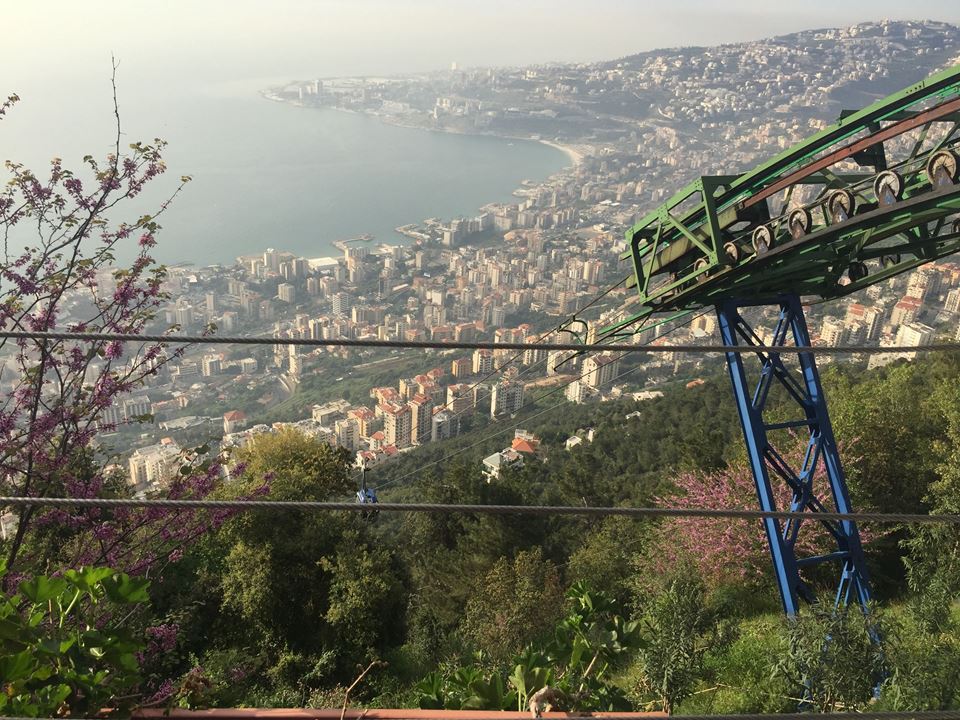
[{"x1": 717, "y1": 294, "x2": 872, "y2": 615}]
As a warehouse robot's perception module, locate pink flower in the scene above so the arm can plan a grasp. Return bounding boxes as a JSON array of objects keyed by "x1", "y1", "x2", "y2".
[{"x1": 104, "y1": 340, "x2": 124, "y2": 359}]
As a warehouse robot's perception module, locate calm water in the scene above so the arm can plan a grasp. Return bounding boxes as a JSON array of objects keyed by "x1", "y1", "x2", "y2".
[{"x1": 1, "y1": 76, "x2": 567, "y2": 266}]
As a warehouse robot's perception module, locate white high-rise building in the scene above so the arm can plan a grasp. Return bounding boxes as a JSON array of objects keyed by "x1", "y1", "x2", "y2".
[
  {"x1": 946, "y1": 288, "x2": 960, "y2": 314},
  {"x1": 381, "y1": 402, "x2": 412, "y2": 449},
  {"x1": 565, "y1": 380, "x2": 587, "y2": 404},
  {"x1": 263, "y1": 248, "x2": 280, "y2": 272},
  {"x1": 547, "y1": 350, "x2": 576, "y2": 375},
  {"x1": 202, "y1": 355, "x2": 222, "y2": 377},
  {"x1": 278, "y1": 283, "x2": 296, "y2": 304},
  {"x1": 431, "y1": 410, "x2": 459, "y2": 442},
  {"x1": 409, "y1": 394, "x2": 434, "y2": 445},
  {"x1": 332, "y1": 292, "x2": 352, "y2": 318},
  {"x1": 288, "y1": 345, "x2": 302, "y2": 378},
  {"x1": 582, "y1": 353, "x2": 620, "y2": 389},
  {"x1": 128, "y1": 441, "x2": 181, "y2": 491},
  {"x1": 490, "y1": 380, "x2": 524, "y2": 418},
  {"x1": 335, "y1": 417, "x2": 360, "y2": 453},
  {"x1": 472, "y1": 349, "x2": 494, "y2": 375},
  {"x1": 895, "y1": 322, "x2": 935, "y2": 359},
  {"x1": 820, "y1": 316, "x2": 847, "y2": 346}
]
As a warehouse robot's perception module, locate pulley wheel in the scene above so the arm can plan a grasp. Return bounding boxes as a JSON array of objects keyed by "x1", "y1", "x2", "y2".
[
  {"x1": 693, "y1": 257, "x2": 709, "y2": 273},
  {"x1": 751, "y1": 225, "x2": 774, "y2": 255},
  {"x1": 847, "y1": 261, "x2": 869, "y2": 283},
  {"x1": 873, "y1": 170, "x2": 903, "y2": 206},
  {"x1": 926, "y1": 149, "x2": 959, "y2": 187},
  {"x1": 723, "y1": 241, "x2": 741, "y2": 263},
  {"x1": 788, "y1": 208, "x2": 812, "y2": 239},
  {"x1": 828, "y1": 188, "x2": 856, "y2": 222},
  {"x1": 881, "y1": 254, "x2": 901, "y2": 269}
]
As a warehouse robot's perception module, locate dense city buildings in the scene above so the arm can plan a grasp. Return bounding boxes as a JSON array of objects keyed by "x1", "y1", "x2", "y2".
[{"x1": 47, "y1": 20, "x2": 960, "y2": 493}]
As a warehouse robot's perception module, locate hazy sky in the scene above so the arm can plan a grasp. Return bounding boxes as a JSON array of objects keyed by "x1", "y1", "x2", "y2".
[{"x1": 5, "y1": 0, "x2": 960, "y2": 84}]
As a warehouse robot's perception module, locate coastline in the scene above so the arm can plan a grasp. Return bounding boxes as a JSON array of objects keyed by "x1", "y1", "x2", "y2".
[
  {"x1": 210, "y1": 90, "x2": 582, "y2": 268},
  {"x1": 536, "y1": 139, "x2": 585, "y2": 168},
  {"x1": 266, "y1": 91, "x2": 585, "y2": 171}
]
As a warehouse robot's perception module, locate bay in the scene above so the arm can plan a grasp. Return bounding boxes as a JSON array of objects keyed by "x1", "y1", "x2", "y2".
[{"x1": 1, "y1": 75, "x2": 568, "y2": 267}]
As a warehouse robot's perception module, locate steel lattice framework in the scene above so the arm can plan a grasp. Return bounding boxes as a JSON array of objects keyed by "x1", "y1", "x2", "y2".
[
  {"x1": 598, "y1": 64, "x2": 960, "y2": 617},
  {"x1": 717, "y1": 296, "x2": 872, "y2": 615}
]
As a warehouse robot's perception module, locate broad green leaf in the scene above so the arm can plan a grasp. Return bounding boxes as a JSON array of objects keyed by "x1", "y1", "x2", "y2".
[
  {"x1": 38, "y1": 684, "x2": 71, "y2": 707},
  {"x1": 101, "y1": 574, "x2": 150, "y2": 604},
  {"x1": 0, "y1": 650, "x2": 37, "y2": 681},
  {"x1": 0, "y1": 616, "x2": 29, "y2": 644},
  {"x1": 64, "y1": 567, "x2": 113, "y2": 595},
  {"x1": 38, "y1": 637, "x2": 72, "y2": 656},
  {"x1": 19, "y1": 575, "x2": 68, "y2": 604}
]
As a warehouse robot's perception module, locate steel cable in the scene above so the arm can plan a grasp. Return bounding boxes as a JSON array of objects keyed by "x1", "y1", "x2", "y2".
[
  {"x1": 2, "y1": 496, "x2": 958, "y2": 525},
  {"x1": 2, "y1": 329, "x2": 960, "y2": 355}
]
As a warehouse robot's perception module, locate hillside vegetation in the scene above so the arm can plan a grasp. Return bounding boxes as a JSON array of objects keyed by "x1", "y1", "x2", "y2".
[{"x1": 125, "y1": 354, "x2": 960, "y2": 711}]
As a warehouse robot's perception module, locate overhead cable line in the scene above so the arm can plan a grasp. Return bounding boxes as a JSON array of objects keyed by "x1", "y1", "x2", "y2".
[
  {"x1": 418, "y1": 274, "x2": 628, "y2": 427},
  {"x1": 1, "y1": 496, "x2": 958, "y2": 524},
  {"x1": 375, "y1": 361, "x2": 646, "y2": 493},
  {"x1": 351, "y1": 275, "x2": 629, "y2": 492},
  {"x1": 5, "y1": 329, "x2": 960, "y2": 355},
  {"x1": 0, "y1": 330, "x2": 960, "y2": 355},
  {"x1": 371, "y1": 308, "x2": 712, "y2": 492}
]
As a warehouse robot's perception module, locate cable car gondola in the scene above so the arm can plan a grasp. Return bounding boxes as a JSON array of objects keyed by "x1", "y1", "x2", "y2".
[{"x1": 355, "y1": 463, "x2": 378, "y2": 518}]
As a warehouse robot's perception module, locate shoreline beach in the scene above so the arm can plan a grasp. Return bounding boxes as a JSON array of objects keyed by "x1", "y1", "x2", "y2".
[{"x1": 266, "y1": 90, "x2": 586, "y2": 171}]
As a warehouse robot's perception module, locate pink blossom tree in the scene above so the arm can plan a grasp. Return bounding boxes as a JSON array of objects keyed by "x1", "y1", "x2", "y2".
[
  {"x1": 0, "y1": 76, "x2": 246, "y2": 580},
  {"x1": 636, "y1": 447, "x2": 878, "y2": 594}
]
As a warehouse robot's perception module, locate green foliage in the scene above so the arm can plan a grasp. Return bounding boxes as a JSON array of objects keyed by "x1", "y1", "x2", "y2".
[
  {"x1": 630, "y1": 572, "x2": 715, "y2": 713},
  {"x1": 461, "y1": 548, "x2": 564, "y2": 662},
  {"x1": 417, "y1": 583, "x2": 638, "y2": 712},
  {"x1": 566, "y1": 517, "x2": 644, "y2": 606},
  {"x1": 827, "y1": 361, "x2": 942, "y2": 514},
  {"x1": 0, "y1": 563, "x2": 148, "y2": 717},
  {"x1": 322, "y1": 543, "x2": 405, "y2": 657},
  {"x1": 775, "y1": 606, "x2": 885, "y2": 712},
  {"x1": 540, "y1": 583, "x2": 638, "y2": 711},
  {"x1": 878, "y1": 606, "x2": 960, "y2": 710},
  {"x1": 228, "y1": 426, "x2": 353, "y2": 500},
  {"x1": 415, "y1": 665, "x2": 519, "y2": 710},
  {"x1": 152, "y1": 428, "x2": 403, "y2": 704},
  {"x1": 697, "y1": 616, "x2": 792, "y2": 714},
  {"x1": 20, "y1": 354, "x2": 960, "y2": 711}
]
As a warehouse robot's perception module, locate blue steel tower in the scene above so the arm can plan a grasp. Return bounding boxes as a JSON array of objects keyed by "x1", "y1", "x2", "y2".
[{"x1": 598, "y1": 64, "x2": 960, "y2": 615}]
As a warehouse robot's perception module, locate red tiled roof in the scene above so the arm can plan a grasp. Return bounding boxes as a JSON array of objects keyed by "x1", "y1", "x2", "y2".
[
  {"x1": 896, "y1": 296, "x2": 922, "y2": 308},
  {"x1": 511, "y1": 438, "x2": 539, "y2": 454}
]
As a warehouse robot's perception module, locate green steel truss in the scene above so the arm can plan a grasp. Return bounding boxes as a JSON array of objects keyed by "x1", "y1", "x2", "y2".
[{"x1": 601, "y1": 64, "x2": 960, "y2": 339}]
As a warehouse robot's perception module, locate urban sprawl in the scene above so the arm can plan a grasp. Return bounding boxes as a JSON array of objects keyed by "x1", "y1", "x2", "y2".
[{"x1": 27, "y1": 20, "x2": 960, "y2": 496}]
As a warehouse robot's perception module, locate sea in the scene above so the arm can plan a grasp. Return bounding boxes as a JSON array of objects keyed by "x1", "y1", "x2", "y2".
[{"x1": 0, "y1": 75, "x2": 568, "y2": 267}]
